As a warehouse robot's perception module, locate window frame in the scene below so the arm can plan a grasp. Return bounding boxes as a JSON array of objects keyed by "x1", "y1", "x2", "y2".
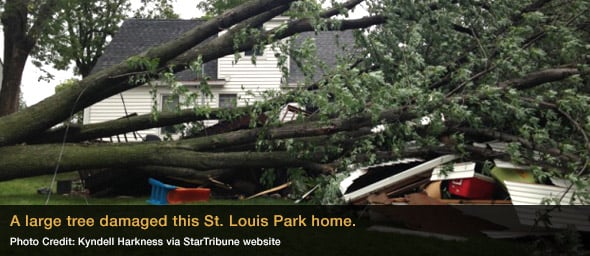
[{"x1": 218, "y1": 94, "x2": 238, "y2": 109}]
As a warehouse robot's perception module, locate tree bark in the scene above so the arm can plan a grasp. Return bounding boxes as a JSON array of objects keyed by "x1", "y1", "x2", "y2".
[
  {"x1": 0, "y1": 0, "x2": 59, "y2": 116},
  {"x1": 0, "y1": 54, "x2": 27, "y2": 116},
  {"x1": 498, "y1": 68, "x2": 580, "y2": 90},
  {"x1": 28, "y1": 107, "x2": 253, "y2": 143},
  {"x1": 0, "y1": 142, "x2": 326, "y2": 181},
  {"x1": 0, "y1": 1, "x2": 32, "y2": 116}
]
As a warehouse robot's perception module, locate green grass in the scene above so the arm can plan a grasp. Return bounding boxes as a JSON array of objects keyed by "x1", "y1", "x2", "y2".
[
  {"x1": 0, "y1": 172, "x2": 296, "y2": 205},
  {"x1": 0, "y1": 172, "x2": 143, "y2": 205}
]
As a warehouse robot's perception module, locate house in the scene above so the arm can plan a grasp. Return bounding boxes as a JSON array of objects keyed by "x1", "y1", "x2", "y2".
[{"x1": 83, "y1": 18, "x2": 356, "y2": 141}]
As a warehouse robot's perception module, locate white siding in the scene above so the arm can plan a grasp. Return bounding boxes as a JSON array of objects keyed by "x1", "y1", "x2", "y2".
[
  {"x1": 216, "y1": 52, "x2": 283, "y2": 106},
  {"x1": 217, "y1": 53, "x2": 283, "y2": 103},
  {"x1": 505, "y1": 181, "x2": 583, "y2": 205},
  {"x1": 84, "y1": 86, "x2": 160, "y2": 141},
  {"x1": 430, "y1": 162, "x2": 477, "y2": 181},
  {"x1": 84, "y1": 18, "x2": 292, "y2": 142},
  {"x1": 216, "y1": 18, "x2": 287, "y2": 106}
]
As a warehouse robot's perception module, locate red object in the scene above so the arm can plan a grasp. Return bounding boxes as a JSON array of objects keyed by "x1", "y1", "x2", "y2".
[
  {"x1": 167, "y1": 188, "x2": 211, "y2": 204},
  {"x1": 449, "y1": 174, "x2": 495, "y2": 199}
]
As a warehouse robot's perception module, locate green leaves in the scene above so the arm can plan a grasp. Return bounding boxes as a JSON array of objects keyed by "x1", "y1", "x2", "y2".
[{"x1": 350, "y1": 0, "x2": 590, "y2": 186}]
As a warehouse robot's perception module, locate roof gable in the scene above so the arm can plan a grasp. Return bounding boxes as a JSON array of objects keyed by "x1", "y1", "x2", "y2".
[
  {"x1": 92, "y1": 19, "x2": 358, "y2": 83},
  {"x1": 91, "y1": 19, "x2": 218, "y2": 80},
  {"x1": 287, "y1": 30, "x2": 357, "y2": 84}
]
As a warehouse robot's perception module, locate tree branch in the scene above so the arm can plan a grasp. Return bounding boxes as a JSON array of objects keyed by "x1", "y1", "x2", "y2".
[
  {"x1": 0, "y1": 143, "x2": 329, "y2": 181},
  {"x1": 498, "y1": 68, "x2": 580, "y2": 90},
  {"x1": 456, "y1": 127, "x2": 582, "y2": 163},
  {"x1": 320, "y1": 0, "x2": 365, "y2": 18},
  {"x1": 429, "y1": 0, "x2": 555, "y2": 90},
  {"x1": 26, "y1": 0, "x2": 60, "y2": 47},
  {"x1": 520, "y1": 97, "x2": 590, "y2": 152},
  {"x1": 171, "y1": 9, "x2": 385, "y2": 66},
  {"x1": 29, "y1": 106, "x2": 254, "y2": 143}
]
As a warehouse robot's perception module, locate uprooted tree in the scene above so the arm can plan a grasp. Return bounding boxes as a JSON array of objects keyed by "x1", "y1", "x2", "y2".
[{"x1": 0, "y1": 0, "x2": 589, "y2": 202}]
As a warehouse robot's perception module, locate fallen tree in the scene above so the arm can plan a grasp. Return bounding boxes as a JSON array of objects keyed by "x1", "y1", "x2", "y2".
[{"x1": 0, "y1": 0, "x2": 589, "y2": 201}]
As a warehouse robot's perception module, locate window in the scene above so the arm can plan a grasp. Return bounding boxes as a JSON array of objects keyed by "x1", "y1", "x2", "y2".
[
  {"x1": 161, "y1": 95, "x2": 179, "y2": 134},
  {"x1": 219, "y1": 94, "x2": 237, "y2": 108}
]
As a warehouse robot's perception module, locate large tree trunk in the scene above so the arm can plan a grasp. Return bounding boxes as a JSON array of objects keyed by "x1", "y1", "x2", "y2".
[
  {"x1": 0, "y1": 142, "x2": 327, "y2": 181},
  {"x1": 0, "y1": 0, "x2": 58, "y2": 116},
  {"x1": 0, "y1": 1, "x2": 32, "y2": 116},
  {"x1": 0, "y1": 53, "x2": 27, "y2": 116}
]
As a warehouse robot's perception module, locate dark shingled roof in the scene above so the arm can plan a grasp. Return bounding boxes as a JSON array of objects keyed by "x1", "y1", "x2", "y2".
[
  {"x1": 92, "y1": 19, "x2": 357, "y2": 83},
  {"x1": 91, "y1": 19, "x2": 218, "y2": 80},
  {"x1": 287, "y1": 30, "x2": 357, "y2": 84}
]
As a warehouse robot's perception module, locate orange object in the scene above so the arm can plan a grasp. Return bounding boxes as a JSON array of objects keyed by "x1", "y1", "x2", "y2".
[
  {"x1": 424, "y1": 181, "x2": 442, "y2": 199},
  {"x1": 167, "y1": 188, "x2": 211, "y2": 204}
]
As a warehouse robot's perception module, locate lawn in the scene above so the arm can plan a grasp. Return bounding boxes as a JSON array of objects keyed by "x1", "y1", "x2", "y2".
[
  {"x1": 0, "y1": 172, "x2": 295, "y2": 205},
  {"x1": 0, "y1": 172, "x2": 142, "y2": 205}
]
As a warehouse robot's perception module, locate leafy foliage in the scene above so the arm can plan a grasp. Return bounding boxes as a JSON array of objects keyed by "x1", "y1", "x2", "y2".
[
  {"x1": 237, "y1": 0, "x2": 590, "y2": 203},
  {"x1": 1, "y1": 0, "x2": 590, "y2": 207},
  {"x1": 30, "y1": 0, "x2": 177, "y2": 78},
  {"x1": 185, "y1": 0, "x2": 590, "y2": 204},
  {"x1": 343, "y1": 0, "x2": 590, "y2": 196},
  {"x1": 133, "y1": 0, "x2": 179, "y2": 19}
]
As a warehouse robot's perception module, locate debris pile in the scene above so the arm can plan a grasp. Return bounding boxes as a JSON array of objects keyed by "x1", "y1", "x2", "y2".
[
  {"x1": 339, "y1": 148, "x2": 587, "y2": 206},
  {"x1": 338, "y1": 143, "x2": 590, "y2": 237}
]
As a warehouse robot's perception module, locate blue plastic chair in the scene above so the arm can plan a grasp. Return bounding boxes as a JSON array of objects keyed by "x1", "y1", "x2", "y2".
[{"x1": 147, "y1": 178, "x2": 177, "y2": 205}]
